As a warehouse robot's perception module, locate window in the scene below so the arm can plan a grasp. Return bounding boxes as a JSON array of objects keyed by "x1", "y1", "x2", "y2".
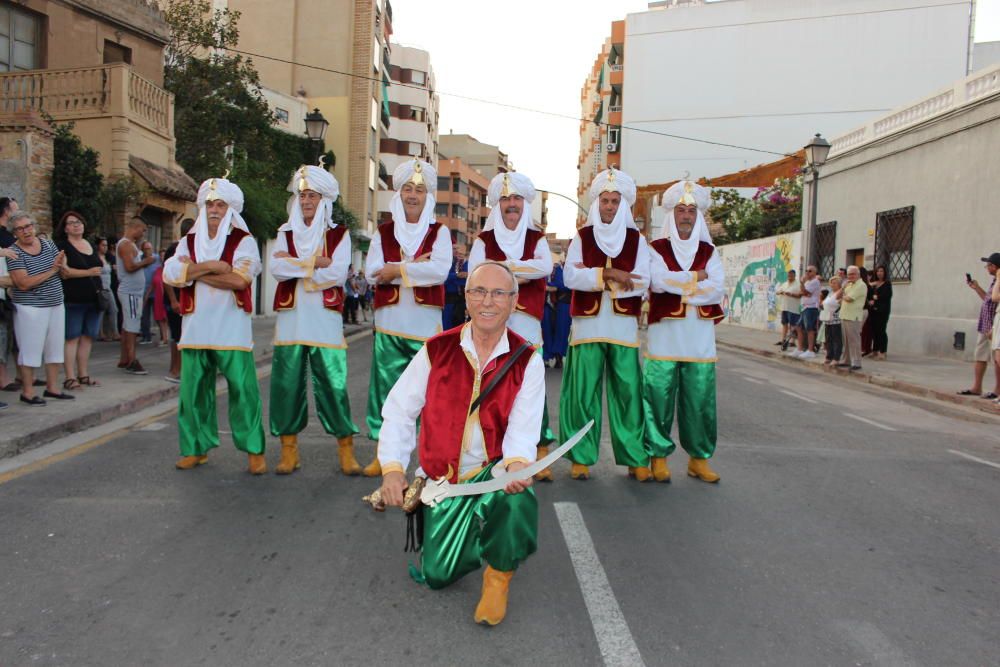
[
  {"x1": 813, "y1": 221, "x2": 837, "y2": 279},
  {"x1": 436, "y1": 176, "x2": 451, "y2": 192},
  {"x1": 370, "y1": 128, "x2": 377, "y2": 156},
  {"x1": 274, "y1": 107, "x2": 289, "y2": 124},
  {"x1": 874, "y1": 206, "x2": 914, "y2": 281},
  {"x1": 0, "y1": 5, "x2": 41, "y2": 72},
  {"x1": 607, "y1": 126, "x2": 621, "y2": 145},
  {"x1": 408, "y1": 106, "x2": 425, "y2": 122},
  {"x1": 456, "y1": 180, "x2": 469, "y2": 197},
  {"x1": 406, "y1": 143, "x2": 421, "y2": 156},
  {"x1": 434, "y1": 203, "x2": 450, "y2": 217},
  {"x1": 103, "y1": 40, "x2": 132, "y2": 65},
  {"x1": 410, "y1": 70, "x2": 426, "y2": 85},
  {"x1": 453, "y1": 205, "x2": 467, "y2": 220}
]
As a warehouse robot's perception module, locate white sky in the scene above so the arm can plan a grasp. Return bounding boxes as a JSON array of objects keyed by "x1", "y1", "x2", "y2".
[{"x1": 391, "y1": 1, "x2": 1000, "y2": 238}]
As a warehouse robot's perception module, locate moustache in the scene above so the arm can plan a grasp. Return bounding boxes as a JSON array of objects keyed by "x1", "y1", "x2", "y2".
[{"x1": 504, "y1": 207, "x2": 519, "y2": 214}]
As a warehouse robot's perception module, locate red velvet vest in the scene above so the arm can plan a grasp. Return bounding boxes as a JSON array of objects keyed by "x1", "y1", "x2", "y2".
[
  {"x1": 478, "y1": 228, "x2": 546, "y2": 321},
  {"x1": 272, "y1": 227, "x2": 347, "y2": 313},
  {"x1": 419, "y1": 325, "x2": 535, "y2": 483},
  {"x1": 648, "y1": 239, "x2": 724, "y2": 325},
  {"x1": 373, "y1": 221, "x2": 445, "y2": 310},
  {"x1": 570, "y1": 226, "x2": 642, "y2": 319},
  {"x1": 178, "y1": 228, "x2": 253, "y2": 315}
]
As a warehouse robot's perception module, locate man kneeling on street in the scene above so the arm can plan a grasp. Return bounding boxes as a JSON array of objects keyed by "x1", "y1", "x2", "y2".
[{"x1": 375, "y1": 261, "x2": 544, "y2": 626}]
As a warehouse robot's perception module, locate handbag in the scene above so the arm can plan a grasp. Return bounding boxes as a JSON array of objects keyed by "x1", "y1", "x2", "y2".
[{"x1": 96, "y1": 288, "x2": 113, "y2": 312}]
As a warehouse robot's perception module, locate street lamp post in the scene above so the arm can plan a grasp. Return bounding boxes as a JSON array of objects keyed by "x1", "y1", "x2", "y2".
[
  {"x1": 802, "y1": 133, "x2": 831, "y2": 269},
  {"x1": 304, "y1": 108, "x2": 329, "y2": 163}
]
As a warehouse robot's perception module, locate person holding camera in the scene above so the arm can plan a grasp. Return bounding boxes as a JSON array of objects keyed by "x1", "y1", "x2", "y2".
[{"x1": 960, "y1": 253, "x2": 1000, "y2": 398}]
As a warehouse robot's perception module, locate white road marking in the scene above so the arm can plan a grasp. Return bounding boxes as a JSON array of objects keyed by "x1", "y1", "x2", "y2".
[
  {"x1": 134, "y1": 422, "x2": 167, "y2": 432},
  {"x1": 742, "y1": 376, "x2": 765, "y2": 384},
  {"x1": 780, "y1": 389, "x2": 817, "y2": 404},
  {"x1": 843, "y1": 413, "x2": 897, "y2": 431},
  {"x1": 948, "y1": 449, "x2": 1000, "y2": 471},
  {"x1": 835, "y1": 619, "x2": 917, "y2": 667},
  {"x1": 554, "y1": 502, "x2": 645, "y2": 667}
]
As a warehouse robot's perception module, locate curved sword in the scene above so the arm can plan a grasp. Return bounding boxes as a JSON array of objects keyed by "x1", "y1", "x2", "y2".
[{"x1": 420, "y1": 419, "x2": 594, "y2": 508}]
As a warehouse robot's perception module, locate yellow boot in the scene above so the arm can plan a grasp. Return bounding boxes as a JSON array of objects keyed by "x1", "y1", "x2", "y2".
[
  {"x1": 570, "y1": 463, "x2": 589, "y2": 480},
  {"x1": 533, "y1": 445, "x2": 553, "y2": 481},
  {"x1": 629, "y1": 466, "x2": 652, "y2": 482},
  {"x1": 362, "y1": 458, "x2": 382, "y2": 477},
  {"x1": 248, "y1": 453, "x2": 267, "y2": 475},
  {"x1": 651, "y1": 457, "x2": 671, "y2": 483},
  {"x1": 687, "y1": 457, "x2": 720, "y2": 483},
  {"x1": 275, "y1": 435, "x2": 300, "y2": 475},
  {"x1": 338, "y1": 435, "x2": 362, "y2": 476},
  {"x1": 175, "y1": 455, "x2": 208, "y2": 470},
  {"x1": 474, "y1": 566, "x2": 514, "y2": 626}
]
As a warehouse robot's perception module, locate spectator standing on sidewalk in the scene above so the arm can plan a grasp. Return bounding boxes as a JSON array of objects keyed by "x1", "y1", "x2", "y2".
[
  {"x1": 794, "y1": 265, "x2": 821, "y2": 359},
  {"x1": 161, "y1": 218, "x2": 194, "y2": 384},
  {"x1": 838, "y1": 266, "x2": 866, "y2": 370},
  {"x1": 860, "y1": 267, "x2": 875, "y2": 357},
  {"x1": 822, "y1": 276, "x2": 843, "y2": 366},
  {"x1": 0, "y1": 197, "x2": 18, "y2": 248},
  {"x1": 775, "y1": 269, "x2": 800, "y2": 348},
  {"x1": 868, "y1": 265, "x2": 893, "y2": 360},
  {"x1": 55, "y1": 211, "x2": 103, "y2": 389},
  {"x1": 344, "y1": 269, "x2": 359, "y2": 324},
  {"x1": 139, "y1": 240, "x2": 160, "y2": 345},
  {"x1": 6, "y1": 212, "x2": 73, "y2": 405},
  {"x1": 960, "y1": 253, "x2": 1000, "y2": 398},
  {"x1": 0, "y1": 198, "x2": 18, "y2": 394},
  {"x1": 95, "y1": 238, "x2": 120, "y2": 342},
  {"x1": 116, "y1": 218, "x2": 155, "y2": 374}
]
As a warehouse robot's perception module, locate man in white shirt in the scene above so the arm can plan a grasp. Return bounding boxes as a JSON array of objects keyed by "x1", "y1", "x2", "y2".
[
  {"x1": 268, "y1": 165, "x2": 360, "y2": 476},
  {"x1": 794, "y1": 265, "x2": 822, "y2": 359},
  {"x1": 163, "y1": 177, "x2": 265, "y2": 474},
  {"x1": 376, "y1": 261, "x2": 544, "y2": 626},
  {"x1": 361, "y1": 159, "x2": 452, "y2": 476},
  {"x1": 775, "y1": 269, "x2": 800, "y2": 348}
]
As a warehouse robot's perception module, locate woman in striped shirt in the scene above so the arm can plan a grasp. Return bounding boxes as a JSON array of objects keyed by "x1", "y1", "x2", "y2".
[{"x1": 6, "y1": 212, "x2": 73, "y2": 405}]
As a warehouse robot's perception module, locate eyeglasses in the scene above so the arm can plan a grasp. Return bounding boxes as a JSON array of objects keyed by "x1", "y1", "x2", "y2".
[
  {"x1": 66, "y1": 219, "x2": 83, "y2": 225},
  {"x1": 465, "y1": 287, "x2": 516, "y2": 303},
  {"x1": 12, "y1": 224, "x2": 33, "y2": 233}
]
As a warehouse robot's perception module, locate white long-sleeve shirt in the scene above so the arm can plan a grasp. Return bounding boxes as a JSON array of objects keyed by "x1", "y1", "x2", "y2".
[
  {"x1": 467, "y1": 235, "x2": 553, "y2": 345},
  {"x1": 163, "y1": 233, "x2": 261, "y2": 351},
  {"x1": 270, "y1": 223, "x2": 351, "y2": 348},
  {"x1": 647, "y1": 244, "x2": 724, "y2": 361},
  {"x1": 365, "y1": 224, "x2": 452, "y2": 341},
  {"x1": 563, "y1": 232, "x2": 650, "y2": 348},
  {"x1": 377, "y1": 325, "x2": 545, "y2": 479}
]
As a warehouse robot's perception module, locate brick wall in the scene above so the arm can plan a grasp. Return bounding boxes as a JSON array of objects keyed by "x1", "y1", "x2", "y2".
[{"x1": 0, "y1": 113, "x2": 55, "y2": 234}]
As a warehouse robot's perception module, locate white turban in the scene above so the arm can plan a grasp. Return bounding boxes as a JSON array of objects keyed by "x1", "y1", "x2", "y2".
[
  {"x1": 390, "y1": 159, "x2": 437, "y2": 258},
  {"x1": 285, "y1": 165, "x2": 340, "y2": 259},
  {"x1": 660, "y1": 180, "x2": 713, "y2": 270},
  {"x1": 583, "y1": 168, "x2": 638, "y2": 258},
  {"x1": 483, "y1": 172, "x2": 537, "y2": 259},
  {"x1": 194, "y1": 177, "x2": 250, "y2": 262}
]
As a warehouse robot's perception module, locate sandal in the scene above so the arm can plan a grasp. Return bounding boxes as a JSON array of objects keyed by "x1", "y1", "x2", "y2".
[
  {"x1": 957, "y1": 389, "x2": 978, "y2": 395},
  {"x1": 78, "y1": 376, "x2": 100, "y2": 387},
  {"x1": 1, "y1": 382, "x2": 20, "y2": 392},
  {"x1": 43, "y1": 390, "x2": 75, "y2": 400},
  {"x1": 983, "y1": 392, "x2": 999, "y2": 400},
  {"x1": 64, "y1": 378, "x2": 81, "y2": 390}
]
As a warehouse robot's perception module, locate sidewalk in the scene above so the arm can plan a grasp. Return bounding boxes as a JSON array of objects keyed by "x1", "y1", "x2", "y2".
[
  {"x1": 716, "y1": 323, "x2": 1000, "y2": 420},
  {"x1": 0, "y1": 316, "x2": 371, "y2": 459}
]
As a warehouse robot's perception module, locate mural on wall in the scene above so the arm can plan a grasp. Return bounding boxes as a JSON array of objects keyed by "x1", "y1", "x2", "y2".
[{"x1": 717, "y1": 232, "x2": 801, "y2": 331}]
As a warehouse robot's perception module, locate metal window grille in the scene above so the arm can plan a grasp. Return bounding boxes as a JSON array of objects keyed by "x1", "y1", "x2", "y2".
[
  {"x1": 874, "y1": 206, "x2": 914, "y2": 281},
  {"x1": 813, "y1": 221, "x2": 837, "y2": 279}
]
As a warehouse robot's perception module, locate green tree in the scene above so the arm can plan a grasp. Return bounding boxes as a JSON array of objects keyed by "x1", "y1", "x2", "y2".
[
  {"x1": 707, "y1": 176, "x2": 802, "y2": 244},
  {"x1": 50, "y1": 122, "x2": 103, "y2": 228},
  {"x1": 163, "y1": 0, "x2": 274, "y2": 185}
]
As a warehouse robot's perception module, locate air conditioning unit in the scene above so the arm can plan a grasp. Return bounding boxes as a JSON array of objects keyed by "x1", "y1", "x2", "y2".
[{"x1": 606, "y1": 142, "x2": 618, "y2": 152}]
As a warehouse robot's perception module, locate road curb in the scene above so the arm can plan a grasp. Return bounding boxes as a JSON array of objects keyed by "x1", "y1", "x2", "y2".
[
  {"x1": 0, "y1": 327, "x2": 374, "y2": 460},
  {"x1": 718, "y1": 340, "x2": 1000, "y2": 425}
]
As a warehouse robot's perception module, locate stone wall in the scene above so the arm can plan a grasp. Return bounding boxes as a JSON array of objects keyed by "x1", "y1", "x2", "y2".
[{"x1": 0, "y1": 113, "x2": 55, "y2": 234}]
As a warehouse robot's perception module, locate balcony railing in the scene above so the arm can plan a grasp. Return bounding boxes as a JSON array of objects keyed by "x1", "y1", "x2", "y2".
[{"x1": 0, "y1": 63, "x2": 173, "y2": 139}]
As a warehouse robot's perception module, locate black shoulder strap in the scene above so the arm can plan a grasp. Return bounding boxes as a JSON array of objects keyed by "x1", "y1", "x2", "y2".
[{"x1": 468, "y1": 341, "x2": 532, "y2": 416}]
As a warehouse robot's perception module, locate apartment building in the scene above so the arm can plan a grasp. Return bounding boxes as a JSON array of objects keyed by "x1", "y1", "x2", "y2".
[
  {"x1": 434, "y1": 157, "x2": 488, "y2": 254},
  {"x1": 0, "y1": 0, "x2": 196, "y2": 242},
  {"x1": 580, "y1": 0, "x2": 974, "y2": 192},
  {"x1": 228, "y1": 0, "x2": 394, "y2": 239},
  {"x1": 376, "y1": 42, "x2": 439, "y2": 223}
]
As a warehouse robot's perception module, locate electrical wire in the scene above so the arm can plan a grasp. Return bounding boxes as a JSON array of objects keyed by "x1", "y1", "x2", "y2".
[{"x1": 222, "y1": 46, "x2": 796, "y2": 157}]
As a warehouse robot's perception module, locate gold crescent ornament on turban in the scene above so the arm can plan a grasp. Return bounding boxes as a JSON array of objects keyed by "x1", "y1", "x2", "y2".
[
  {"x1": 500, "y1": 173, "x2": 514, "y2": 197},
  {"x1": 298, "y1": 167, "x2": 311, "y2": 193},
  {"x1": 205, "y1": 177, "x2": 222, "y2": 201},
  {"x1": 678, "y1": 181, "x2": 697, "y2": 206},
  {"x1": 601, "y1": 167, "x2": 619, "y2": 194},
  {"x1": 409, "y1": 160, "x2": 424, "y2": 187}
]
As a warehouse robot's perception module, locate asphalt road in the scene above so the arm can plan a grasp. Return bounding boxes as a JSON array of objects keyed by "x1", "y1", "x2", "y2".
[{"x1": 1, "y1": 333, "x2": 998, "y2": 666}]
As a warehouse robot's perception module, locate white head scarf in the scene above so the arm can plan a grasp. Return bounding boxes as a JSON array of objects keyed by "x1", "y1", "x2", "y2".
[
  {"x1": 286, "y1": 165, "x2": 339, "y2": 259},
  {"x1": 483, "y1": 172, "x2": 537, "y2": 259},
  {"x1": 584, "y1": 168, "x2": 638, "y2": 258},
  {"x1": 660, "y1": 180, "x2": 713, "y2": 270},
  {"x1": 194, "y1": 177, "x2": 250, "y2": 261},
  {"x1": 389, "y1": 159, "x2": 437, "y2": 258}
]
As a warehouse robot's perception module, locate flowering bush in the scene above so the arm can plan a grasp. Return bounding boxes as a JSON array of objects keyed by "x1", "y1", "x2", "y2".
[{"x1": 709, "y1": 174, "x2": 803, "y2": 244}]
